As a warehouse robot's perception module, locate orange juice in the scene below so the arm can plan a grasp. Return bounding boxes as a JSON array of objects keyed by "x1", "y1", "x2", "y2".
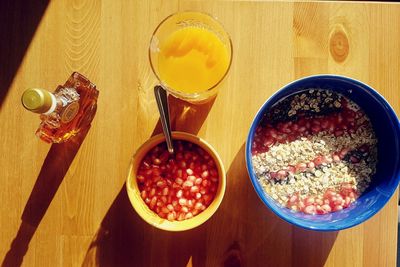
[{"x1": 158, "y1": 27, "x2": 230, "y2": 94}]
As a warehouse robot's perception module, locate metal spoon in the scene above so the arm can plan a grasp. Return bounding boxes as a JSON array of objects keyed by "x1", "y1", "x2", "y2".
[{"x1": 154, "y1": 85, "x2": 174, "y2": 154}]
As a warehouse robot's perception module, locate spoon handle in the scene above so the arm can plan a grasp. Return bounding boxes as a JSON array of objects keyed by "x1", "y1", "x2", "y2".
[{"x1": 154, "y1": 85, "x2": 174, "y2": 154}]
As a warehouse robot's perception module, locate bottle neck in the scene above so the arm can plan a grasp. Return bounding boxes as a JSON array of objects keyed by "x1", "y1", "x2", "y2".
[{"x1": 21, "y1": 88, "x2": 56, "y2": 114}]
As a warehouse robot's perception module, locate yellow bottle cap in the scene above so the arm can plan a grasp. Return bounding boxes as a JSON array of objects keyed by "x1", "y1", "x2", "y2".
[{"x1": 21, "y1": 88, "x2": 54, "y2": 113}]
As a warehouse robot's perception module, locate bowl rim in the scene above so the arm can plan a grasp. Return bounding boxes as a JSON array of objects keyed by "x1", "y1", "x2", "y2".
[
  {"x1": 126, "y1": 131, "x2": 226, "y2": 231},
  {"x1": 245, "y1": 74, "x2": 400, "y2": 231}
]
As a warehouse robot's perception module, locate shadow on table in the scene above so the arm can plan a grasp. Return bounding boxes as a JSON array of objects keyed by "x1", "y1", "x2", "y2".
[
  {"x1": 205, "y1": 144, "x2": 338, "y2": 267},
  {"x1": 82, "y1": 186, "x2": 207, "y2": 267},
  {"x1": 151, "y1": 94, "x2": 216, "y2": 136},
  {"x1": 0, "y1": 0, "x2": 49, "y2": 109},
  {"x1": 82, "y1": 96, "x2": 216, "y2": 267},
  {"x1": 1, "y1": 126, "x2": 91, "y2": 267}
]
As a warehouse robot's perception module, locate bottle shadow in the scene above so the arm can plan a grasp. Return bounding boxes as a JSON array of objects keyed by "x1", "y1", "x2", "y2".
[
  {"x1": 0, "y1": 0, "x2": 49, "y2": 108},
  {"x1": 82, "y1": 96, "x2": 216, "y2": 267},
  {"x1": 207, "y1": 144, "x2": 338, "y2": 267},
  {"x1": 1, "y1": 126, "x2": 91, "y2": 267}
]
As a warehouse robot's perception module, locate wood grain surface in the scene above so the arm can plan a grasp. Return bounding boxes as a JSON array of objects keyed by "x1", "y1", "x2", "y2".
[{"x1": 1, "y1": 1, "x2": 399, "y2": 266}]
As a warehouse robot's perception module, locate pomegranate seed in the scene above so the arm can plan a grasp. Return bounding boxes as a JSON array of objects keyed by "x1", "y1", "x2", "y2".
[
  {"x1": 178, "y1": 198, "x2": 187, "y2": 206},
  {"x1": 192, "y1": 209, "x2": 199, "y2": 216},
  {"x1": 311, "y1": 125, "x2": 321, "y2": 133},
  {"x1": 332, "y1": 154, "x2": 340, "y2": 162},
  {"x1": 194, "y1": 202, "x2": 203, "y2": 210},
  {"x1": 277, "y1": 170, "x2": 287, "y2": 179},
  {"x1": 195, "y1": 193, "x2": 202, "y2": 199},
  {"x1": 263, "y1": 138, "x2": 275, "y2": 147},
  {"x1": 190, "y1": 186, "x2": 199, "y2": 193},
  {"x1": 334, "y1": 130, "x2": 344, "y2": 137},
  {"x1": 321, "y1": 120, "x2": 329, "y2": 129},
  {"x1": 195, "y1": 178, "x2": 203, "y2": 185},
  {"x1": 183, "y1": 181, "x2": 194, "y2": 188},
  {"x1": 153, "y1": 158, "x2": 161, "y2": 165},
  {"x1": 187, "y1": 175, "x2": 196, "y2": 182},
  {"x1": 167, "y1": 212, "x2": 175, "y2": 221},
  {"x1": 295, "y1": 163, "x2": 307, "y2": 173},
  {"x1": 321, "y1": 204, "x2": 331, "y2": 213},
  {"x1": 211, "y1": 177, "x2": 218, "y2": 183},
  {"x1": 315, "y1": 198, "x2": 323, "y2": 206},
  {"x1": 201, "y1": 164, "x2": 208, "y2": 171},
  {"x1": 348, "y1": 191, "x2": 357, "y2": 199},
  {"x1": 137, "y1": 175, "x2": 145, "y2": 183},
  {"x1": 186, "y1": 168, "x2": 194, "y2": 175},
  {"x1": 202, "y1": 180, "x2": 210, "y2": 187},
  {"x1": 177, "y1": 213, "x2": 185, "y2": 221},
  {"x1": 161, "y1": 206, "x2": 170, "y2": 213},
  {"x1": 307, "y1": 162, "x2": 315, "y2": 169},
  {"x1": 203, "y1": 194, "x2": 212, "y2": 204},
  {"x1": 333, "y1": 205, "x2": 343, "y2": 211},
  {"x1": 185, "y1": 212, "x2": 193, "y2": 219},
  {"x1": 297, "y1": 201, "x2": 305, "y2": 211},
  {"x1": 289, "y1": 195, "x2": 298, "y2": 204},
  {"x1": 177, "y1": 169, "x2": 183, "y2": 178},
  {"x1": 316, "y1": 206, "x2": 325, "y2": 214},
  {"x1": 287, "y1": 165, "x2": 296, "y2": 174},
  {"x1": 268, "y1": 129, "x2": 278, "y2": 138},
  {"x1": 176, "y1": 190, "x2": 183, "y2": 198},
  {"x1": 314, "y1": 156, "x2": 325, "y2": 166},
  {"x1": 304, "y1": 205, "x2": 316, "y2": 214},
  {"x1": 339, "y1": 148, "x2": 349, "y2": 159},
  {"x1": 145, "y1": 197, "x2": 151, "y2": 204},
  {"x1": 167, "y1": 204, "x2": 174, "y2": 211},
  {"x1": 199, "y1": 187, "x2": 207, "y2": 194},
  {"x1": 150, "y1": 197, "x2": 157, "y2": 209},
  {"x1": 181, "y1": 206, "x2": 189, "y2": 213},
  {"x1": 175, "y1": 178, "x2": 183, "y2": 185},
  {"x1": 305, "y1": 197, "x2": 315, "y2": 206},
  {"x1": 145, "y1": 169, "x2": 152, "y2": 177},
  {"x1": 201, "y1": 171, "x2": 209, "y2": 178},
  {"x1": 344, "y1": 197, "x2": 351, "y2": 208},
  {"x1": 141, "y1": 190, "x2": 147, "y2": 199},
  {"x1": 298, "y1": 126, "x2": 306, "y2": 133},
  {"x1": 158, "y1": 212, "x2": 167, "y2": 218},
  {"x1": 156, "y1": 180, "x2": 166, "y2": 187},
  {"x1": 334, "y1": 195, "x2": 344, "y2": 206},
  {"x1": 150, "y1": 188, "x2": 156, "y2": 197}
]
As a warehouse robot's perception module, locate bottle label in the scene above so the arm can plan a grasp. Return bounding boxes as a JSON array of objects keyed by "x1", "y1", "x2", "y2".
[{"x1": 61, "y1": 101, "x2": 80, "y2": 123}]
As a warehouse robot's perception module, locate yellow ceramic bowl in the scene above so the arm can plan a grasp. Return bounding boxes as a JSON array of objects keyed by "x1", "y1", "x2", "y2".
[{"x1": 126, "y1": 131, "x2": 226, "y2": 231}]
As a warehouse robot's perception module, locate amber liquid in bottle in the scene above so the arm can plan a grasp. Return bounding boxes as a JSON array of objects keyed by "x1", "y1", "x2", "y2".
[{"x1": 28, "y1": 72, "x2": 99, "y2": 143}]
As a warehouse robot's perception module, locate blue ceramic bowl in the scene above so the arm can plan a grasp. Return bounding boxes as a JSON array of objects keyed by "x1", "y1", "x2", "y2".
[{"x1": 245, "y1": 75, "x2": 400, "y2": 231}]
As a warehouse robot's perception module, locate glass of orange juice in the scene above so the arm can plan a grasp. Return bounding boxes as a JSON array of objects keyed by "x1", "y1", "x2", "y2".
[{"x1": 149, "y1": 11, "x2": 233, "y2": 102}]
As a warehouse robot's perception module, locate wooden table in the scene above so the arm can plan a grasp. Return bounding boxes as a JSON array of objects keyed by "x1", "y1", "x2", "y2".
[{"x1": 1, "y1": 1, "x2": 399, "y2": 266}]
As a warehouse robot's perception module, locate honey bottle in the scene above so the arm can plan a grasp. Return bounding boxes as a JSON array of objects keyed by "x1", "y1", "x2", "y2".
[{"x1": 21, "y1": 72, "x2": 99, "y2": 143}]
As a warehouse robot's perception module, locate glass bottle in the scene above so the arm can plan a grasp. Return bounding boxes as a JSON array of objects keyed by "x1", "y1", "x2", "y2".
[{"x1": 21, "y1": 72, "x2": 99, "y2": 143}]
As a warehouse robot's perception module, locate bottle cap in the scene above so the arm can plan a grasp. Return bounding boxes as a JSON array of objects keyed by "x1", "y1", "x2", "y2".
[{"x1": 21, "y1": 88, "x2": 54, "y2": 113}]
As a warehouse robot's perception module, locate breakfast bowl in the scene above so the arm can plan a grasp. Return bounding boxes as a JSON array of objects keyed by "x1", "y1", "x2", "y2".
[
  {"x1": 126, "y1": 131, "x2": 226, "y2": 231},
  {"x1": 245, "y1": 75, "x2": 400, "y2": 231}
]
